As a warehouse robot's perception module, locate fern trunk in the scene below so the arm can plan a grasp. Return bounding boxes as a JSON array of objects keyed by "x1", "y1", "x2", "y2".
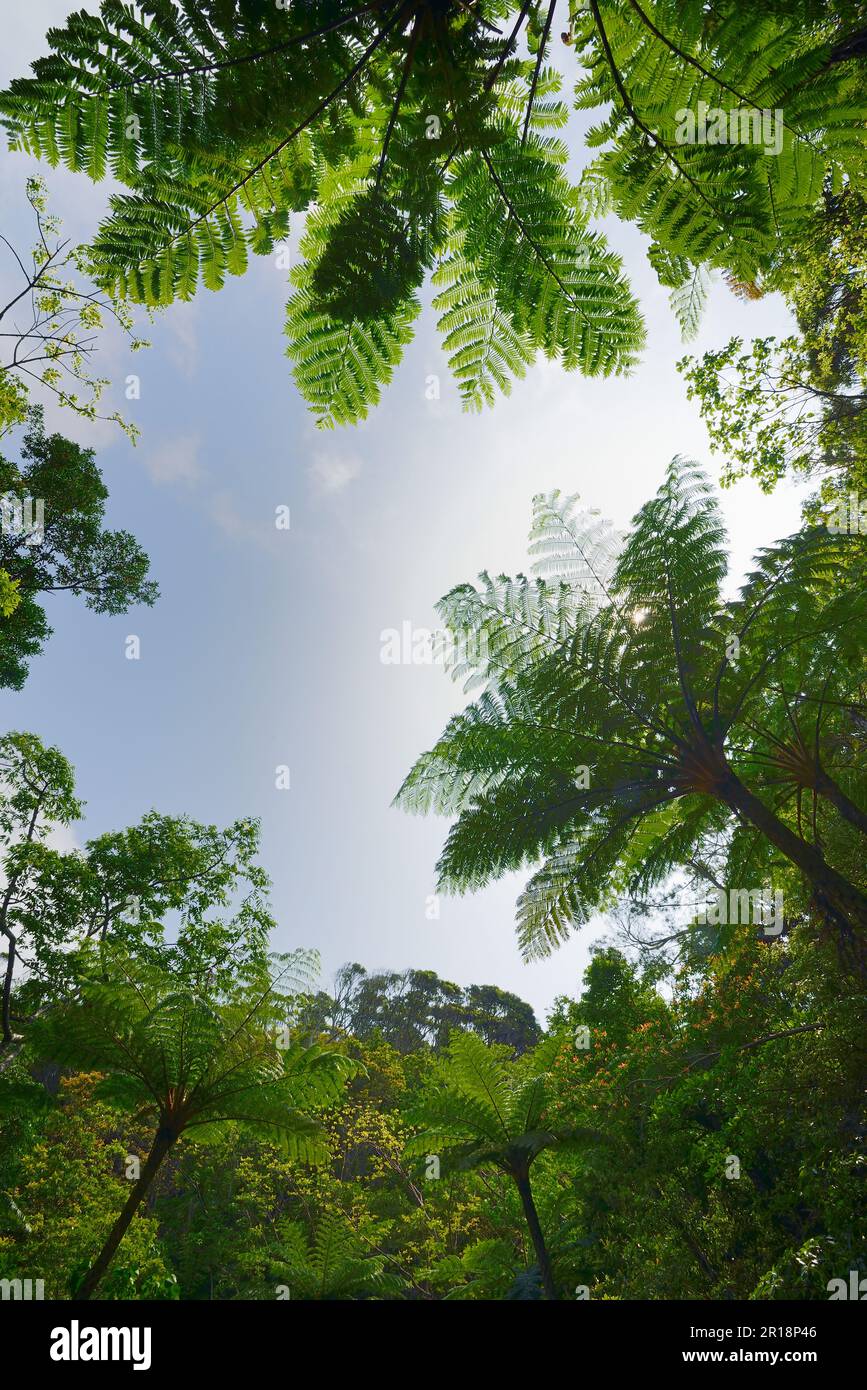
[
  {"x1": 814, "y1": 771, "x2": 867, "y2": 841},
  {"x1": 514, "y1": 1168, "x2": 557, "y2": 1300},
  {"x1": 721, "y1": 769, "x2": 867, "y2": 966},
  {"x1": 75, "y1": 1127, "x2": 175, "y2": 1300}
]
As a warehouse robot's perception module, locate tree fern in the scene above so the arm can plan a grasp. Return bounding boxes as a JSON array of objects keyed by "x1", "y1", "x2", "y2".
[
  {"x1": 270, "y1": 1213, "x2": 403, "y2": 1300},
  {"x1": 3, "y1": 3, "x2": 863, "y2": 423},
  {"x1": 575, "y1": 0, "x2": 866, "y2": 291},
  {"x1": 396, "y1": 456, "x2": 867, "y2": 966},
  {"x1": 0, "y1": 1, "x2": 643, "y2": 425},
  {"x1": 406, "y1": 1029, "x2": 602, "y2": 1298},
  {"x1": 34, "y1": 939, "x2": 358, "y2": 1297}
]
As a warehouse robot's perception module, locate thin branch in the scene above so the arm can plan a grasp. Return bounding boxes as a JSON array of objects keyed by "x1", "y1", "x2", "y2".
[
  {"x1": 522, "y1": 0, "x2": 557, "y2": 145},
  {"x1": 588, "y1": 0, "x2": 731, "y2": 224},
  {"x1": 173, "y1": 4, "x2": 406, "y2": 248},
  {"x1": 108, "y1": 6, "x2": 378, "y2": 92},
  {"x1": 375, "y1": 13, "x2": 421, "y2": 190}
]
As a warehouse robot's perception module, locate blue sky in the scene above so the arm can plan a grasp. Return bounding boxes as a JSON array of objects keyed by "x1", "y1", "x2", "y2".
[{"x1": 0, "y1": 3, "x2": 806, "y2": 1021}]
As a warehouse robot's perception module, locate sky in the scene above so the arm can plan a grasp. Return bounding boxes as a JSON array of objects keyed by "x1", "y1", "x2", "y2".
[{"x1": 0, "y1": 3, "x2": 806, "y2": 1023}]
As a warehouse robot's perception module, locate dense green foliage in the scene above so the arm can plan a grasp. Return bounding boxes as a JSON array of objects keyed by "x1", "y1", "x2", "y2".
[
  {"x1": 397, "y1": 459, "x2": 867, "y2": 969},
  {"x1": 3, "y1": 1, "x2": 865, "y2": 424},
  {"x1": 3, "y1": 926, "x2": 863, "y2": 1300},
  {"x1": 0, "y1": 411, "x2": 157, "y2": 688},
  {"x1": 0, "y1": 0, "x2": 865, "y2": 1306},
  {"x1": 680, "y1": 183, "x2": 867, "y2": 497},
  {"x1": 0, "y1": 728, "x2": 864, "y2": 1301},
  {"x1": 301, "y1": 961, "x2": 540, "y2": 1053}
]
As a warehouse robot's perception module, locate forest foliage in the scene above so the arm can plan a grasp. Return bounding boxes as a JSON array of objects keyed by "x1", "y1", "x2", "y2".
[
  {"x1": 2, "y1": 1, "x2": 866, "y2": 424},
  {"x1": 0, "y1": 0, "x2": 865, "y2": 1302}
]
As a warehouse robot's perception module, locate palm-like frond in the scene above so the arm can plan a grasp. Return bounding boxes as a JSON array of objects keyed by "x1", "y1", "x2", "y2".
[
  {"x1": 0, "y1": 1, "x2": 646, "y2": 426},
  {"x1": 406, "y1": 1030, "x2": 601, "y2": 1173},
  {"x1": 272, "y1": 1213, "x2": 402, "y2": 1300},
  {"x1": 397, "y1": 456, "x2": 867, "y2": 960},
  {"x1": 8, "y1": 2, "x2": 859, "y2": 425},
  {"x1": 574, "y1": 0, "x2": 866, "y2": 284},
  {"x1": 33, "y1": 943, "x2": 358, "y2": 1156}
]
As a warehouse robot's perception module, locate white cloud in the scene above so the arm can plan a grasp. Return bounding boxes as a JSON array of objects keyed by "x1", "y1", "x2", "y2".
[
  {"x1": 143, "y1": 434, "x2": 202, "y2": 487},
  {"x1": 209, "y1": 491, "x2": 283, "y2": 553},
  {"x1": 308, "y1": 449, "x2": 362, "y2": 495},
  {"x1": 47, "y1": 822, "x2": 81, "y2": 855}
]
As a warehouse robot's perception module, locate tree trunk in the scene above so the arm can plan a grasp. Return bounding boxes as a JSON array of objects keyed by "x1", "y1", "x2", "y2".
[
  {"x1": 829, "y1": 27, "x2": 867, "y2": 65},
  {"x1": 75, "y1": 1127, "x2": 175, "y2": 1300},
  {"x1": 1, "y1": 930, "x2": 16, "y2": 1047},
  {"x1": 514, "y1": 1168, "x2": 557, "y2": 1300},
  {"x1": 815, "y1": 771, "x2": 867, "y2": 840},
  {"x1": 720, "y1": 769, "x2": 867, "y2": 965},
  {"x1": 653, "y1": 1184, "x2": 720, "y2": 1288},
  {"x1": 0, "y1": 801, "x2": 44, "y2": 1048}
]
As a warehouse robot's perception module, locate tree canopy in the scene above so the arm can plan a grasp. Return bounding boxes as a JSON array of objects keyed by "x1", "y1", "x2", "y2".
[
  {"x1": 0, "y1": 0, "x2": 865, "y2": 1318},
  {"x1": 3, "y1": 1, "x2": 865, "y2": 425},
  {"x1": 0, "y1": 410, "x2": 157, "y2": 688},
  {"x1": 301, "y1": 961, "x2": 540, "y2": 1053},
  {"x1": 396, "y1": 458, "x2": 867, "y2": 968}
]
